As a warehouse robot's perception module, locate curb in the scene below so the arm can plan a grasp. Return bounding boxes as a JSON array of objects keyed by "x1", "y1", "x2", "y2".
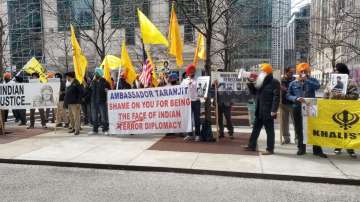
[{"x1": 0, "y1": 158, "x2": 359, "y2": 186}]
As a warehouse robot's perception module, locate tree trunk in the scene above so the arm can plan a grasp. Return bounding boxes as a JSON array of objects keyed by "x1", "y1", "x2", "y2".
[
  {"x1": 0, "y1": 17, "x2": 4, "y2": 77},
  {"x1": 204, "y1": 0, "x2": 213, "y2": 124}
]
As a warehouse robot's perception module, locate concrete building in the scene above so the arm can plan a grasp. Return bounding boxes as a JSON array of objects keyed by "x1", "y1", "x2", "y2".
[
  {"x1": 283, "y1": 4, "x2": 310, "y2": 69},
  {"x1": 229, "y1": 0, "x2": 273, "y2": 71},
  {"x1": 271, "y1": 0, "x2": 291, "y2": 71},
  {"x1": 310, "y1": 0, "x2": 360, "y2": 83},
  {"x1": 1, "y1": 0, "x2": 209, "y2": 72}
]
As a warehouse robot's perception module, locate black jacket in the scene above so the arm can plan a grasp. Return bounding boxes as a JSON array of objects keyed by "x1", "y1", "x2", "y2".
[
  {"x1": 64, "y1": 79, "x2": 82, "y2": 106},
  {"x1": 247, "y1": 74, "x2": 280, "y2": 120},
  {"x1": 117, "y1": 78, "x2": 132, "y2": 90},
  {"x1": 59, "y1": 80, "x2": 66, "y2": 101},
  {"x1": 90, "y1": 77, "x2": 110, "y2": 104}
]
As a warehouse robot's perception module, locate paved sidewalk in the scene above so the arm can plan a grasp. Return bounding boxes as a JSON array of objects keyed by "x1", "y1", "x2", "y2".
[{"x1": 0, "y1": 124, "x2": 359, "y2": 181}]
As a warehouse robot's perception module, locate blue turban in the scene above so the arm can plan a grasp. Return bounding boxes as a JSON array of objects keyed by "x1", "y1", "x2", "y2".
[{"x1": 94, "y1": 67, "x2": 103, "y2": 77}]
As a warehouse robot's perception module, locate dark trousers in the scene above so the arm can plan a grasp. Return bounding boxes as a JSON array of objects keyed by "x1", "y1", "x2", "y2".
[
  {"x1": 248, "y1": 117, "x2": 275, "y2": 152},
  {"x1": 91, "y1": 102, "x2": 108, "y2": 132},
  {"x1": 13, "y1": 110, "x2": 20, "y2": 122},
  {"x1": 81, "y1": 103, "x2": 91, "y2": 124},
  {"x1": 190, "y1": 100, "x2": 201, "y2": 137},
  {"x1": 218, "y1": 103, "x2": 233, "y2": 135},
  {"x1": 2, "y1": 110, "x2": 8, "y2": 122},
  {"x1": 293, "y1": 105, "x2": 324, "y2": 154},
  {"x1": 30, "y1": 108, "x2": 46, "y2": 127},
  {"x1": 15, "y1": 109, "x2": 27, "y2": 124},
  {"x1": 46, "y1": 108, "x2": 55, "y2": 123}
]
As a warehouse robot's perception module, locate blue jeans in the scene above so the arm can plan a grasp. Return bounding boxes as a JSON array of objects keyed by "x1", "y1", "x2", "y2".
[{"x1": 91, "y1": 102, "x2": 109, "y2": 132}]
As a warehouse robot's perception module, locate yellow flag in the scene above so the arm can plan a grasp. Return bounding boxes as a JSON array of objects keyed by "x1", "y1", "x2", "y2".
[
  {"x1": 100, "y1": 55, "x2": 122, "y2": 70},
  {"x1": 23, "y1": 57, "x2": 48, "y2": 83},
  {"x1": 103, "y1": 56, "x2": 113, "y2": 89},
  {"x1": 168, "y1": 4, "x2": 183, "y2": 67},
  {"x1": 70, "y1": 25, "x2": 88, "y2": 84},
  {"x1": 137, "y1": 9, "x2": 169, "y2": 47},
  {"x1": 193, "y1": 33, "x2": 206, "y2": 66},
  {"x1": 121, "y1": 41, "x2": 137, "y2": 85}
]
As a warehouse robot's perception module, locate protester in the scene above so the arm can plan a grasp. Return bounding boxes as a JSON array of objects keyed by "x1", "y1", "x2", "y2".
[
  {"x1": 244, "y1": 64, "x2": 280, "y2": 155},
  {"x1": 117, "y1": 68, "x2": 132, "y2": 89},
  {"x1": 2, "y1": 72, "x2": 12, "y2": 122},
  {"x1": 181, "y1": 64, "x2": 201, "y2": 142},
  {"x1": 64, "y1": 71, "x2": 82, "y2": 135},
  {"x1": 287, "y1": 63, "x2": 327, "y2": 158},
  {"x1": 158, "y1": 67, "x2": 169, "y2": 87},
  {"x1": 89, "y1": 68, "x2": 110, "y2": 135},
  {"x1": 280, "y1": 67, "x2": 295, "y2": 144},
  {"x1": 28, "y1": 73, "x2": 47, "y2": 129},
  {"x1": 168, "y1": 72, "x2": 179, "y2": 86},
  {"x1": 55, "y1": 73, "x2": 68, "y2": 127},
  {"x1": 324, "y1": 63, "x2": 358, "y2": 158},
  {"x1": 214, "y1": 70, "x2": 234, "y2": 139},
  {"x1": 81, "y1": 76, "x2": 92, "y2": 125}
]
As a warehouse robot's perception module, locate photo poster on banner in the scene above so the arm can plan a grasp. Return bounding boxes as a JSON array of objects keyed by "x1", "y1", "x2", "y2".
[
  {"x1": 196, "y1": 76, "x2": 210, "y2": 98},
  {"x1": 107, "y1": 85, "x2": 192, "y2": 135},
  {"x1": 329, "y1": 73, "x2": 349, "y2": 95},
  {"x1": 0, "y1": 81, "x2": 60, "y2": 110},
  {"x1": 211, "y1": 71, "x2": 251, "y2": 103},
  {"x1": 301, "y1": 98, "x2": 318, "y2": 145}
]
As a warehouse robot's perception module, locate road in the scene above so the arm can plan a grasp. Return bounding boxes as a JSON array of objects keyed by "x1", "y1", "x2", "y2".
[{"x1": 0, "y1": 164, "x2": 359, "y2": 202}]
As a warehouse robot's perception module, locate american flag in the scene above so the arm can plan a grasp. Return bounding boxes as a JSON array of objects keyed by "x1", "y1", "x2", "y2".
[{"x1": 139, "y1": 48, "x2": 153, "y2": 87}]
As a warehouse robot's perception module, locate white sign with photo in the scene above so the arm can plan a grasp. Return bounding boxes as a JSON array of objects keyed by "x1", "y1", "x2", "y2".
[
  {"x1": 212, "y1": 71, "x2": 248, "y2": 91},
  {"x1": 0, "y1": 82, "x2": 60, "y2": 110},
  {"x1": 329, "y1": 74, "x2": 349, "y2": 95},
  {"x1": 196, "y1": 76, "x2": 210, "y2": 98}
]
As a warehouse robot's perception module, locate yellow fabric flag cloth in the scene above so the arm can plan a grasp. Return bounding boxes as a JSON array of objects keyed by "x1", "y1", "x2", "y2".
[
  {"x1": 193, "y1": 33, "x2": 206, "y2": 66},
  {"x1": 70, "y1": 25, "x2": 88, "y2": 84},
  {"x1": 100, "y1": 55, "x2": 122, "y2": 70},
  {"x1": 103, "y1": 56, "x2": 113, "y2": 89},
  {"x1": 168, "y1": 4, "x2": 183, "y2": 67},
  {"x1": 23, "y1": 57, "x2": 48, "y2": 83},
  {"x1": 137, "y1": 9, "x2": 169, "y2": 47},
  {"x1": 121, "y1": 41, "x2": 137, "y2": 85}
]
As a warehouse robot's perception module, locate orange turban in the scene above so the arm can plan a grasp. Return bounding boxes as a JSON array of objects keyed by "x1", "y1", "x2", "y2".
[
  {"x1": 296, "y1": 63, "x2": 310, "y2": 74},
  {"x1": 260, "y1": 63, "x2": 273, "y2": 74},
  {"x1": 47, "y1": 71, "x2": 55, "y2": 78}
]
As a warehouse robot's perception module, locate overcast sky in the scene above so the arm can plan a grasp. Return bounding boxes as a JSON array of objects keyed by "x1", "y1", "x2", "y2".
[{"x1": 292, "y1": 0, "x2": 310, "y2": 13}]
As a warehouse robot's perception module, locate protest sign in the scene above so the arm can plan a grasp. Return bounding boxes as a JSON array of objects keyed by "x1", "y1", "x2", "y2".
[
  {"x1": 196, "y1": 76, "x2": 210, "y2": 98},
  {"x1": 302, "y1": 99, "x2": 360, "y2": 149},
  {"x1": 107, "y1": 85, "x2": 192, "y2": 135},
  {"x1": 0, "y1": 82, "x2": 60, "y2": 110},
  {"x1": 328, "y1": 74, "x2": 349, "y2": 95},
  {"x1": 211, "y1": 71, "x2": 252, "y2": 103}
]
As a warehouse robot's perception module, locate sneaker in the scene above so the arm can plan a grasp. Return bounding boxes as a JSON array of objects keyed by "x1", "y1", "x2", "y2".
[
  {"x1": 349, "y1": 152, "x2": 357, "y2": 159},
  {"x1": 334, "y1": 148, "x2": 342, "y2": 155},
  {"x1": 27, "y1": 125, "x2": 34, "y2": 129},
  {"x1": 74, "y1": 131, "x2": 80, "y2": 136},
  {"x1": 262, "y1": 150, "x2": 274, "y2": 155},
  {"x1": 297, "y1": 150, "x2": 306, "y2": 155},
  {"x1": 183, "y1": 135, "x2": 194, "y2": 141},
  {"x1": 55, "y1": 123, "x2": 63, "y2": 127},
  {"x1": 103, "y1": 131, "x2": 109, "y2": 136},
  {"x1": 243, "y1": 146, "x2": 256, "y2": 152},
  {"x1": 195, "y1": 136, "x2": 201, "y2": 142},
  {"x1": 88, "y1": 131, "x2": 98, "y2": 135},
  {"x1": 68, "y1": 129, "x2": 75, "y2": 133},
  {"x1": 283, "y1": 136, "x2": 291, "y2": 144},
  {"x1": 42, "y1": 125, "x2": 47, "y2": 129}
]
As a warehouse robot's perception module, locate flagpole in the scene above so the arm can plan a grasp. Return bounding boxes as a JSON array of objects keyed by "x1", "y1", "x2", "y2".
[{"x1": 215, "y1": 69, "x2": 220, "y2": 142}]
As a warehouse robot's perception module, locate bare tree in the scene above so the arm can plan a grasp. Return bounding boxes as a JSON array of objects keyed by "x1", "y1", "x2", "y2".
[{"x1": 310, "y1": 0, "x2": 360, "y2": 74}]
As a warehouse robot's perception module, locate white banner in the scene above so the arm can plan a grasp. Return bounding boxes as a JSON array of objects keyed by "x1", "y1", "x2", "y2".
[
  {"x1": 107, "y1": 85, "x2": 192, "y2": 135},
  {"x1": 212, "y1": 72, "x2": 247, "y2": 91},
  {"x1": 0, "y1": 82, "x2": 60, "y2": 110}
]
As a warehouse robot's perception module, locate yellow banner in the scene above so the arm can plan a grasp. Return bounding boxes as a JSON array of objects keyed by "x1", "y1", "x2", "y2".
[{"x1": 306, "y1": 99, "x2": 360, "y2": 149}]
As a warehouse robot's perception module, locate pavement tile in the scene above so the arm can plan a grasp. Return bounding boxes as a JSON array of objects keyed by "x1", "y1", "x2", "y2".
[
  {"x1": 129, "y1": 150, "x2": 198, "y2": 169},
  {"x1": 192, "y1": 153, "x2": 262, "y2": 173}
]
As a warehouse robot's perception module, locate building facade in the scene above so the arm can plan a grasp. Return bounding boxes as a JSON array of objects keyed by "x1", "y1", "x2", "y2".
[
  {"x1": 271, "y1": 0, "x2": 291, "y2": 71},
  {"x1": 283, "y1": 4, "x2": 310, "y2": 69},
  {"x1": 310, "y1": 0, "x2": 360, "y2": 83},
  {"x1": 1, "y1": 0, "x2": 209, "y2": 72}
]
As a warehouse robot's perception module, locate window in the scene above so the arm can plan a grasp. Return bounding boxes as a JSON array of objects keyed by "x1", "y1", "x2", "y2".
[
  {"x1": 7, "y1": 0, "x2": 43, "y2": 68},
  {"x1": 184, "y1": 21, "x2": 194, "y2": 43},
  {"x1": 125, "y1": 25, "x2": 135, "y2": 45},
  {"x1": 111, "y1": 0, "x2": 150, "y2": 28},
  {"x1": 170, "y1": 0, "x2": 205, "y2": 25},
  {"x1": 57, "y1": 0, "x2": 94, "y2": 31}
]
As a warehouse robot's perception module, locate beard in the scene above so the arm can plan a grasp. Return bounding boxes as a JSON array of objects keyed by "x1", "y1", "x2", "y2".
[{"x1": 255, "y1": 72, "x2": 268, "y2": 89}]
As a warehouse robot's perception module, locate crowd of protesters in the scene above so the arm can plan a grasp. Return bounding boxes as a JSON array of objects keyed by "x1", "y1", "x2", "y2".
[{"x1": 1, "y1": 61, "x2": 358, "y2": 158}]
